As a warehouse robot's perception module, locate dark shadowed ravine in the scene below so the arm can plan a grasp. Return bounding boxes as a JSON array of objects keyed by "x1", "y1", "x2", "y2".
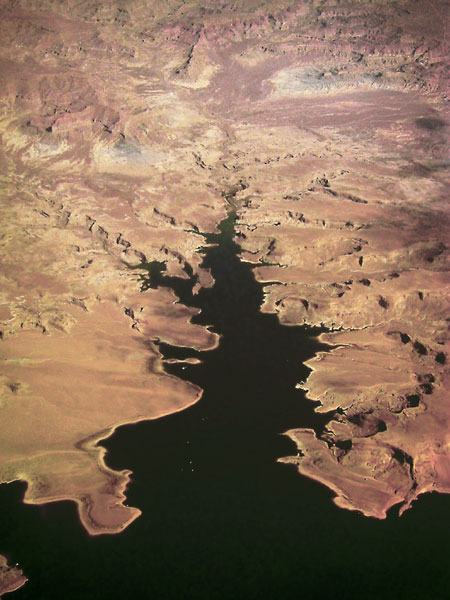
[{"x1": 2, "y1": 214, "x2": 450, "y2": 600}]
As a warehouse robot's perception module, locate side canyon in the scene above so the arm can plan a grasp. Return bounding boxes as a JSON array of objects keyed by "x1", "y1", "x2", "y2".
[{"x1": 0, "y1": 0, "x2": 448, "y2": 595}]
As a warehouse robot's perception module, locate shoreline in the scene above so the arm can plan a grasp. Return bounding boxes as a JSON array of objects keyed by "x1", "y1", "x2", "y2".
[
  {"x1": 5, "y1": 380, "x2": 204, "y2": 537},
  {"x1": 0, "y1": 555, "x2": 27, "y2": 598}
]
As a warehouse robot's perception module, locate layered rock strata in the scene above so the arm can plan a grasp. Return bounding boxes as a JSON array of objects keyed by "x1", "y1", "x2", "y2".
[{"x1": 0, "y1": 6, "x2": 448, "y2": 587}]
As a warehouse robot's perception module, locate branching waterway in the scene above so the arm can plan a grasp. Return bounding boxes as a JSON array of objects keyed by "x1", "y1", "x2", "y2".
[
  {"x1": 2, "y1": 214, "x2": 450, "y2": 600},
  {"x1": 132, "y1": 212, "x2": 331, "y2": 440}
]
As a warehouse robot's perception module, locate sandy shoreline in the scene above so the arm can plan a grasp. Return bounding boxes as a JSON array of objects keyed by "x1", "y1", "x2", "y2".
[
  {"x1": 0, "y1": 2, "x2": 448, "y2": 588},
  {"x1": 0, "y1": 298, "x2": 213, "y2": 535}
]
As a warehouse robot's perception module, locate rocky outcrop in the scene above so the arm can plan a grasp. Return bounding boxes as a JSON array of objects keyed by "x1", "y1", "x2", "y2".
[
  {"x1": 0, "y1": 0, "x2": 448, "y2": 561},
  {"x1": 233, "y1": 105, "x2": 450, "y2": 517},
  {"x1": 0, "y1": 555, "x2": 27, "y2": 598}
]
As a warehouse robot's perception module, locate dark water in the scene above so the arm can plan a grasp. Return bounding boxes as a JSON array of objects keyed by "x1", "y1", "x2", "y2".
[{"x1": 2, "y1": 215, "x2": 450, "y2": 600}]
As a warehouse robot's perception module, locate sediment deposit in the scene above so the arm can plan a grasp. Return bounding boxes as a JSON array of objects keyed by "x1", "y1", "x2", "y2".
[{"x1": 0, "y1": 5, "x2": 449, "y2": 591}]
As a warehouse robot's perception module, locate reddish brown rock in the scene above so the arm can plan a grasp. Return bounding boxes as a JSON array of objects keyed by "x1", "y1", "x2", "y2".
[{"x1": 0, "y1": 0, "x2": 448, "y2": 555}]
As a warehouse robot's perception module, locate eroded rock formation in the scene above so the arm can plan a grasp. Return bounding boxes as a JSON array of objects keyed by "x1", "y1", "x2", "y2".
[{"x1": 0, "y1": 5, "x2": 448, "y2": 594}]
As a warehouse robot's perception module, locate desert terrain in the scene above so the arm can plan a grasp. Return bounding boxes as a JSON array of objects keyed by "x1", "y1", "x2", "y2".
[{"x1": 0, "y1": 0, "x2": 448, "y2": 595}]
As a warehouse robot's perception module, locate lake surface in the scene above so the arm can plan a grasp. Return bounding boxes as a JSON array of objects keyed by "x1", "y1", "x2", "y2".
[{"x1": 2, "y1": 214, "x2": 450, "y2": 600}]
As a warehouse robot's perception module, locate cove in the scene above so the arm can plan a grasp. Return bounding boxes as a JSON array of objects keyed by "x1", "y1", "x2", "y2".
[{"x1": 2, "y1": 213, "x2": 450, "y2": 600}]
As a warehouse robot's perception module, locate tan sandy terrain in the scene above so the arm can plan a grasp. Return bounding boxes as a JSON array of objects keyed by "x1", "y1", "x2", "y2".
[
  {"x1": 224, "y1": 5, "x2": 450, "y2": 517},
  {"x1": 0, "y1": 0, "x2": 449, "y2": 593}
]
